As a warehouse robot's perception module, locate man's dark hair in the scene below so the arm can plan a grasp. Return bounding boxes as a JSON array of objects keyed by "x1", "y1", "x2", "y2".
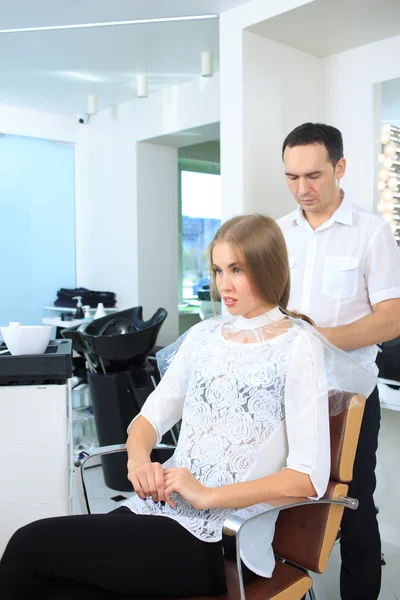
[{"x1": 282, "y1": 123, "x2": 344, "y2": 167}]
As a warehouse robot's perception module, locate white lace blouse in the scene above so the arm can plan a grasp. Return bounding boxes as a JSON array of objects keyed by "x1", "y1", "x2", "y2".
[{"x1": 121, "y1": 307, "x2": 331, "y2": 577}]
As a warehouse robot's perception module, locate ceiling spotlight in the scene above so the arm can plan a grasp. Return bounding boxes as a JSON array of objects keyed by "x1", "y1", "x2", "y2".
[
  {"x1": 137, "y1": 75, "x2": 148, "y2": 98},
  {"x1": 201, "y1": 52, "x2": 214, "y2": 77},
  {"x1": 87, "y1": 94, "x2": 98, "y2": 115}
]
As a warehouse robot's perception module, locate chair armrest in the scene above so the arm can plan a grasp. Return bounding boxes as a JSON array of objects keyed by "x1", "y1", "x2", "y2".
[
  {"x1": 222, "y1": 494, "x2": 358, "y2": 600},
  {"x1": 74, "y1": 443, "x2": 176, "y2": 515}
]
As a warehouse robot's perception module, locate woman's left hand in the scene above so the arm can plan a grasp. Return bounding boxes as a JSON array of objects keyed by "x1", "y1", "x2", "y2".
[{"x1": 163, "y1": 468, "x2": 212, "y2": 510}]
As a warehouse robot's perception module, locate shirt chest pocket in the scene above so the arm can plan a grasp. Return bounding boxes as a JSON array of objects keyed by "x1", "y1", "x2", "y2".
[{"x1": 322, "y1": 256, "x2": 359, "y2": 299}]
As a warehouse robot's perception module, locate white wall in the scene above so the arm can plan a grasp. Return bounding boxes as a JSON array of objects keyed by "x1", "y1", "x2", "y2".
[
  {"x1": 323, "y1": 34, "x2": 400, "y2": 211},
  {"x1": 74, "y1": 109, "x2": 138, "y2": 307},
  {"x1": 242, "y1": 31, "x2": 324, "y2": 219},
  {"x1": 221, "y1": 3, "x2": 400, "y2": 220},
  {"x1": 220, "y1": 0, "x2": 317, "y2": 221},
  {"x1": 0, "y1": 104, "x2": 77, "y2": 142},
  {"x1": 136, "y1": 143, "x2": 179, "y2": 346},
  {"x1": 76, "y1": 75, "x2": 219, "y2": 343}
]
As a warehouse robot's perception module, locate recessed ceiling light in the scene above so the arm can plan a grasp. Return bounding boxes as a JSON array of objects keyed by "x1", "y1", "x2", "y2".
[{"x1": 0, "y1": 14, "x2": 218, "y2": 35}]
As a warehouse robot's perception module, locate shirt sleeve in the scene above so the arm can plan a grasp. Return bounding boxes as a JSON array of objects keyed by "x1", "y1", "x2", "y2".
[
  {"x1": 283, "y1": 331, "x2": 330, "y2": 499},
  {"x1": 365, "y1": 222, "x2": 400, "y2": 306},
  {"x1": 127, "y1": 333, "x2": 191, "y2": 443}
]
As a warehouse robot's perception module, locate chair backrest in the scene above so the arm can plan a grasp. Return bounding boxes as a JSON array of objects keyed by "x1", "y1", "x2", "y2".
[
  {"x1": 272, "y1": 393, "x2": 365, "y2": 574},
  {"x1": 83, "y1": 307, "x2": 168, "y2": 364},
  {"x1": 83, "y1": 307, "x2": 143, "y2": 336}
]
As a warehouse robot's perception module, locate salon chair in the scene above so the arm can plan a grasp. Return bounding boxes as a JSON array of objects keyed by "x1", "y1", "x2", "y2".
[{"x1": 75, "y1": 393, "x2": 365, "y2": 600}]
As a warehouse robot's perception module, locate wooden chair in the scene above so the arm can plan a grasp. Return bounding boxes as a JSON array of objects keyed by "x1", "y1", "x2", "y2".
[{"x1": 75, "y1": 393, "x2": 365, "y2": 600}]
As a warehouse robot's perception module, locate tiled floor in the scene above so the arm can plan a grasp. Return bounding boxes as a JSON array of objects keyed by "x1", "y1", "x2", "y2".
[
  {"x1": 311, "y1": 541, "x2": 400, "y2": 600},
  {"x1": 71, "y1": 464, "x2": 400, "y2": 599}
]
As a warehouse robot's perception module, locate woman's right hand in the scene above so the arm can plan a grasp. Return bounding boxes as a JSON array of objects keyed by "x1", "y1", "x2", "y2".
[{"x1": 128, "y1": 461, "x2": 166, "y2": 503}]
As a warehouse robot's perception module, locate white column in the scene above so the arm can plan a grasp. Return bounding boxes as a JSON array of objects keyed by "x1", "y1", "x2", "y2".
[
  {"x1": 136, "y1": 142, "x2": 179, "y2": 345},
  {"x1": 220, "y1": 0, "x2": 322, "y2": 221}
]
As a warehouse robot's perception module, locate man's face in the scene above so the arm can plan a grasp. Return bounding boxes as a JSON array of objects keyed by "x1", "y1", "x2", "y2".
[{"x1": 283, "y1": 143, "x2": 346, "y2": 215}]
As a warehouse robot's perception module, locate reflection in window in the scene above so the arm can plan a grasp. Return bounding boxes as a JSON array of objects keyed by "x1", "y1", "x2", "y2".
[{"x1": 180, "y1": 170, "x2": 221, "y2": 300}]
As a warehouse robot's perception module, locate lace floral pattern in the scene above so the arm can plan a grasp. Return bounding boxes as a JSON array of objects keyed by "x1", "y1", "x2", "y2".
[
  {"x1": 122, "y1": 317, "x2": 294, "y2": 542},
  {"x1": 123, "y1": 315, "x2": 376, "y2": 578},
  {"x1": 121, "y1": 309, "x2": 376, "y2": 577}
]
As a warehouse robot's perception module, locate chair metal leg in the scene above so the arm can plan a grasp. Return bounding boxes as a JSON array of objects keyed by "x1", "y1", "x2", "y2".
[{"x1": 308, "y1": 586, "x2": 317, "y2": 600}]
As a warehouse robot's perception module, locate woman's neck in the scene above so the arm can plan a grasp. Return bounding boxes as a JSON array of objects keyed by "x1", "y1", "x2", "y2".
[{"x1": 241, "y1": 303, "x2": 277, "y2": 320}]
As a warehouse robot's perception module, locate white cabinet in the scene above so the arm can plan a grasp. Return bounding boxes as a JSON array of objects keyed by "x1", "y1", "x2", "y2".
[{"x1": 0, "y1": 384, "x2": 71, "y2": 557}]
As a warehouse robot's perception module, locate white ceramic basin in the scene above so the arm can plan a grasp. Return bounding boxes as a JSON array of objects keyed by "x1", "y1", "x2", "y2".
[{"x1": 0, "y1": 324, "x2": 53, "y2": 356}]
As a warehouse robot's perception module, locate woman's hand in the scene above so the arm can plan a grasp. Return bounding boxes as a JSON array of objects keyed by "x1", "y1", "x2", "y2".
[
  {"x1": 163, "y1": 467, "x2": 212, "y2": 510},
  {"x1": 128, "y1": 461, "x2": 166, "y2": 503}
]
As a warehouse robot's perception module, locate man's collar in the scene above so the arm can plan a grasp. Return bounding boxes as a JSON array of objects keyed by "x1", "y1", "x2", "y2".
[
  {"x1": 292, "y1": 196, "x2": 353, "y2": 230},
  {"x1": 331, "y1": 197, "x2": 353, "y2": 225}
]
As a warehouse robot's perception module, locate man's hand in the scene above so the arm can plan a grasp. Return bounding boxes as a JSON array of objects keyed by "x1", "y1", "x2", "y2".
[
  {"x1": 317, "y1": 299, "x2": 400, "y2": 351},
  {"x1": 163, "y1": 467, "x2": 212, "y2": 510},
  {"x1": 128, "y1": 461, "x2": 166, "y2": 503}
]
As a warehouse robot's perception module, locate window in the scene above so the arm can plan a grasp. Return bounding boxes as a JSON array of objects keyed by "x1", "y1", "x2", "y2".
[
  {"x1": 179, "y1": 160, "x2": 221, "y2": 300},
  {"x1": 0, "y1": 134, "x2": 75, "y2": 325}
]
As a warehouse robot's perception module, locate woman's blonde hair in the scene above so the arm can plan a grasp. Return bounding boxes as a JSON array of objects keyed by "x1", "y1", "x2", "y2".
[{"x1": 209, "y1": 214, "x2": 314, "y2": 326}]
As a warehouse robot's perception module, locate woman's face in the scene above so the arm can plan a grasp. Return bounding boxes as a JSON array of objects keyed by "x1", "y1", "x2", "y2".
[{"x1": 212, "y1": 242, "x2": 273, "y2": 319}]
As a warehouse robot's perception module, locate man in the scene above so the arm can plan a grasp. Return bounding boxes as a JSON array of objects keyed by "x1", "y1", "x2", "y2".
[{"x1": 278, "y1": 122, "x2": 400, "y2": 600}]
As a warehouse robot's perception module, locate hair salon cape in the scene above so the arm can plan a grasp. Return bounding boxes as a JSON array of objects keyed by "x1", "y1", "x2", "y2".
[{"x1": 121, "y1": 307, "x2": 376, "y2": 578}]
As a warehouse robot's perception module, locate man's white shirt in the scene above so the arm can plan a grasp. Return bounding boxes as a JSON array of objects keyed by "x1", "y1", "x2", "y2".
[{"x1": 278, "y1": 198, "x2": 400, "y2": 374}]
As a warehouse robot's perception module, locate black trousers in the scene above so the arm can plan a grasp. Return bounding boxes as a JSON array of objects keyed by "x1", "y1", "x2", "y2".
[
  {"x1": 340, "y1": 386, "x2": 382, "y2": 600},
  {"x1": 0, "y1": 507, "x2": 254, "y2": 600}
]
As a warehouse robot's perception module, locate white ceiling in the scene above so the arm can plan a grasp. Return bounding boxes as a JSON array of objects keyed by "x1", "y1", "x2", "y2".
[
  {"x1": 250, "y1": 0, "x2": 400, "y2": 58},
  {"x1": 0, "y1": 0, "x2": 253, "y2": 116},
  {"x1": 3, "y1": 0, "x2": 400, "y2": 118},
  {"x1": 147, "y1": 122, "x2": 220, "y2": 148}
]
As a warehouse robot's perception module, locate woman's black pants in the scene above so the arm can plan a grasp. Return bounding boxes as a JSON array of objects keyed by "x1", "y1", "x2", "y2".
[{"x1": 0, "y1": 507, "x2": 254, "y2": 600}]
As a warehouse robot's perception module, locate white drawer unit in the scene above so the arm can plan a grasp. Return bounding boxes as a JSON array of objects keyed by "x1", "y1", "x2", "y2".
[{"x1": 0, "y1": 384, "x2": 71, "y2": 557}]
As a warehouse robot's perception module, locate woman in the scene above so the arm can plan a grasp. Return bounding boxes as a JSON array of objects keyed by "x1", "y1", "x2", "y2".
[{"x1": 0, "y1": 215, "x2": 374, "y2": 600}]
